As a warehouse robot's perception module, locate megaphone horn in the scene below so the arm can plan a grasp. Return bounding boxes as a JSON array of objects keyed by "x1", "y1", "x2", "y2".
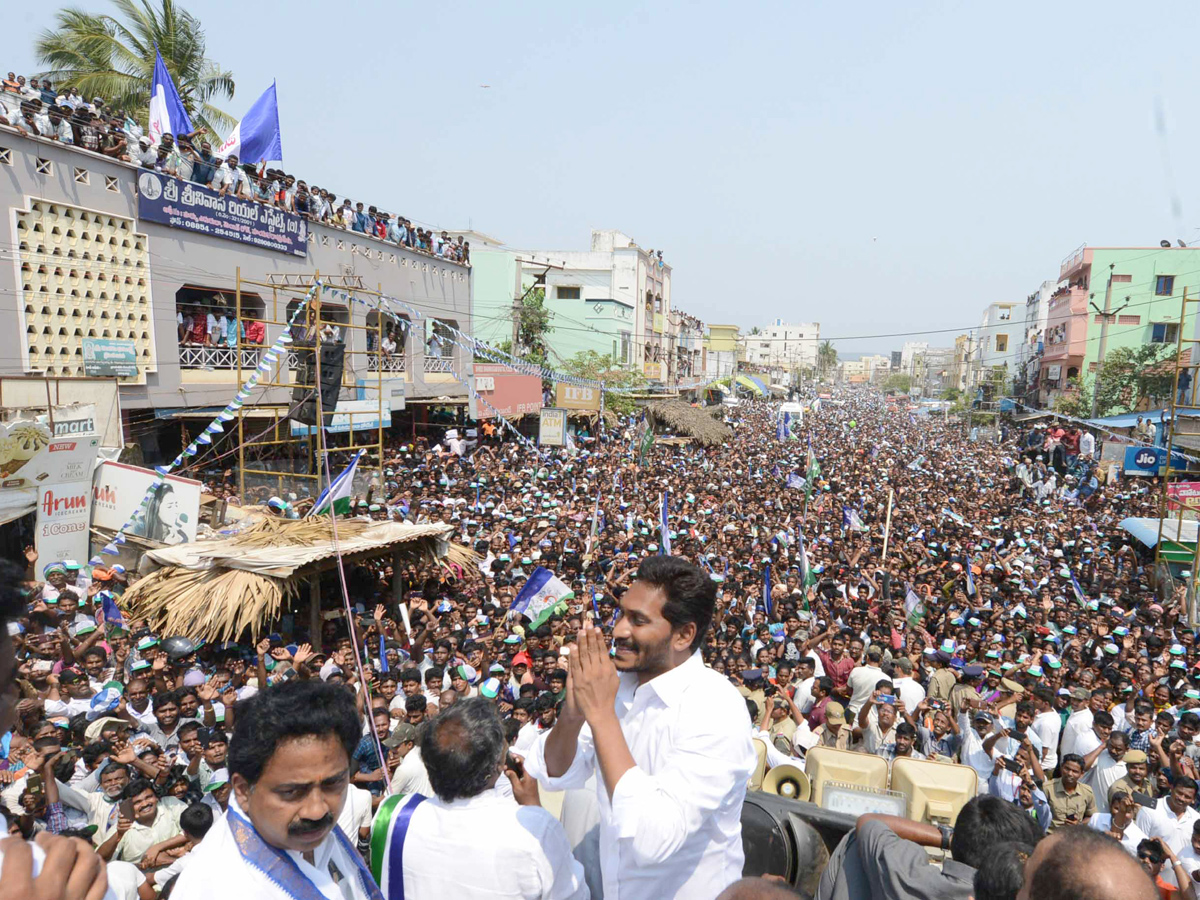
[{"x1": 762, "y1": 764, "x2": 810, "y2": 802}]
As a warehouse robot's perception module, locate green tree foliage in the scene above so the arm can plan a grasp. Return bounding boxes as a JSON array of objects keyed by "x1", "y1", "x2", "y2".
[
  {"x1": 882, "y1": 373, "x2": 913, "y2": 393},
  {"x1": 817, "y1": 340, "x2": 838, "y2": 378},
  {"x1": 561, "y1": 350, "x2": 645, "y2": 416},
  {"x1": 36, "y1": 0, "x2": 235, "y2": 136}
]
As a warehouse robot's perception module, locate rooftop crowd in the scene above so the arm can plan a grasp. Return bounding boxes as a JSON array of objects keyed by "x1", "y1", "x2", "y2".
[
  {"x1": 1, "y1": 72, "x2": 469, "y2": 265},
  {"x1": 1, "y1": 382, "x2": 1198, "y2": 900}
]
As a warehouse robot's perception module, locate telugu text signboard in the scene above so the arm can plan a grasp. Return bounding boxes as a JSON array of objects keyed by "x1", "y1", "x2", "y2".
[
  {"x1": 473, "y1": 364, "x2": 543, "y2": 419},
  {"x1": 289, "y1": 400, "x2": 391, "y2": 436},
  {"x1": 83, "y1": 339, "x2": 139, "y2": 377},
  {"x1": 1168, "y1": 481, "x2": 1200, "y2": 511},
  {"x1": 137, "y1": 171, "x2": 308, "y2": 257}
]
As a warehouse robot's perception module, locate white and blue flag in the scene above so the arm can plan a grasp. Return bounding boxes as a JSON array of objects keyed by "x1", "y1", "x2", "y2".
[
  {"x1": 148, "y1": 47, "x2": 193, "y2": 146},
  {"x1": 660, "y1": 491, "x2": 671, "y2": 555},
  {"x1": 218, "y1": 81, "x2": 283, "y2": 163},
  {"x1": 786, "y1": 472, "x2": 807, "y2": 490}
]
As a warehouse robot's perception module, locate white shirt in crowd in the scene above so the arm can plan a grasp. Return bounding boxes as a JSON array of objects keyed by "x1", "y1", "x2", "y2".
[
  {"x1": 893, "y1": 674, "x2": 925, "y2": 713},
  {"x1": 0, "y1": 841, "x2": 118, "y2": 900},
  {"x1": 1032, "y1": 709, "x2": 1062, "y2": 772},
  {"x1": 1087, "y1": 814, "x2": 1148, "y2": 856},
  {"x1": 529, "y1": 651, "x2": 756, "y2": 900},
  {"x1": 1058, "y1": 707, "x2": 1093, "y2": 759},
  {"x1": 391, "y1": 745, "x2": 434, "y2": 798},
  {"x1": 1138, "y1": 798, "x2": 1200, "y2": 888},
  {"x1": 387, "y1": 788, "x2": 588, "y2": 900}
]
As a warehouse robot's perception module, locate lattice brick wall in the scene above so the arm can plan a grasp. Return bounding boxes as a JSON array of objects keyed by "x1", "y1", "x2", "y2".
[{"x1": 14, "y1": 198, "x2": 155, "y2": 383}]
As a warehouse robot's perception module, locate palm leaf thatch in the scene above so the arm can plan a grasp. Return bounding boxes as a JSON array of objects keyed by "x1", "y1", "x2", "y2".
[
  {"x1": 645, "y1": 400, "x2": 731, "y2": 447},
  {"x1": 122, "y1": 513, "x2": 474, "y2": 643}
]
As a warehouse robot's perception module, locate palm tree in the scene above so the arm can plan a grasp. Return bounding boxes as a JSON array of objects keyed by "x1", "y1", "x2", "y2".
[
  {"x1": 36, "y1": 0, "x2": 235, "y2": 137},
  {"x1": 817, "y1": 340, "x2": 837, "y2": 378}
]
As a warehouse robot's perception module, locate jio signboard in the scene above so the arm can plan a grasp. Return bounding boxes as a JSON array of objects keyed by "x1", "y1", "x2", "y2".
[{"x1": 1124, "y1": 446, "x2": 1188, "y2": 476}]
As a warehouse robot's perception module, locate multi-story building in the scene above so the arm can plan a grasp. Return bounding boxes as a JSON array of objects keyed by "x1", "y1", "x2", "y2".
[
  {"x1": 948, "y1": 334, "x2": 972, "y2": 392},
  {"x1": 672, "y1": 310, "x2": 706, "y2": 384},
  {"x1": 1040, "y1": 244, "x2": 1200, "y2": 405},
  {"x1": 704, "y1": 324, "x2": 740, "y2": 378},
  {"x1": 899, "y1": 342, "x2": 929, "y2": 376},
  {"x1": 973, "y1": 302, "x2": 1018, "y2": 393},
  {"x1": 741, "y1": 319, "x2": 820, "y2": 372},
  {"x1": 916, "y1": 347, "x2": 955, "y2": 396},
  {"x1": 0, "y1": 124, "x2": 471, "y2": 462},
  {"x1": 1018, "y1": 281, "x2": 1056, "y2": 403},
  {"x1": 457, "y1": 229, "x2": 672, "y2": 381}
]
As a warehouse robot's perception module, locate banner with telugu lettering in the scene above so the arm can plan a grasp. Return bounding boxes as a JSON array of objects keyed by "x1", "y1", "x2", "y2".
[{"x1": 136, "y1": 171, "x2": 308, "y2": 257}]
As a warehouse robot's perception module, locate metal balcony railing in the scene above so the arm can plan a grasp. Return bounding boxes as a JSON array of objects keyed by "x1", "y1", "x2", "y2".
[
  {"x1": 423, "y1": 356, "x2": 455, "y2": 373},
  {"x1": 179, "y1": 345, "x2": 263, "y2": 370},
  {"x1": 368, "y1": 355, "x2": 407, "y2": 372}
]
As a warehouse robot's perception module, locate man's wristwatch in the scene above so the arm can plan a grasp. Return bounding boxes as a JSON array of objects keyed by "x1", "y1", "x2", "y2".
[{"x1": 937, "y1": 823, "x2": 954, "y2": 851}]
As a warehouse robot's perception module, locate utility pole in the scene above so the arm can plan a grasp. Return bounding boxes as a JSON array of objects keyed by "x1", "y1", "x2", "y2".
[
  {"x1": 511, "y1": 294, "x2": 522, "y2": 354},
  {"x1": 1089, "y1": 264, "x2": 1115, "y2": 419}
]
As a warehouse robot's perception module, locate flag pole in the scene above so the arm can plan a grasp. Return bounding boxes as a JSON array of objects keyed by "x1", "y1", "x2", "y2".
[{"x1": 882, "y1": 488, "x2": 895, "y2": 562}]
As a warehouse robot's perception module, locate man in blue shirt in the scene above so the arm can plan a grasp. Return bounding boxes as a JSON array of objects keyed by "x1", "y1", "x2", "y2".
[{"x1": 350, "y1": 707, "x2": 391, "y2": 796}]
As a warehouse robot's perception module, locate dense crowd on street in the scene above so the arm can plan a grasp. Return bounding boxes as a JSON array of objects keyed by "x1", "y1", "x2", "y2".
[
  {"x1": 1, "y1": 72, "x2": 469, "y2": 265},
  {"x1": 4, "y1": 380, "x2": 1200, "y2": 900}
]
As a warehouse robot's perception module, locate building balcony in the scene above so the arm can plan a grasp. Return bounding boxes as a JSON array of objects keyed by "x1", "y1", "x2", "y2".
[
  {"x1": 179, "y1": 345, "x2": 264, "y2": 370},
  {"x1": 1059, "y1": 244, "x2": 1089, "y2": 281},
  {"x1": 423, "y1": 356, "x2": 455, "y2": 374},
  {"x1": 368, "y1": 354, "x2": 406, "y2": 373}
]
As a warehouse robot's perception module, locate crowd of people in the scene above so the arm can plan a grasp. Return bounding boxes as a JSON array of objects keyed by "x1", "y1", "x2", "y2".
[
  {"x1": 2, "y1": 383, "x2": 1200, "y2": 900},
  {"x1": 1, "y1": 72, "x2": 469, "y2": 265}
]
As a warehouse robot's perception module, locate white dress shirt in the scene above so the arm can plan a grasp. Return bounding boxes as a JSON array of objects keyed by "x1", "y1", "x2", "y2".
[
  {"x1": 1059, "y1": 708, "x2": 1093, "y2": 759},
  {"x1": 529, "y1": 652, "x2": 756, "y2": 900},
  {"x1": 1138, "y1": 798, "x2": 1200, "y2": 888},
  {"x1": 893, "y1": 675, "x2": 926, "y2": 713},
  {"x1": 388, "y1": 788, "x2": 588, "y2": 900},
  {"x1": 1032, "y1": 710, "x2": 1062, "y2": 771},
  {"x1": 1087, "y1": 814, "x2": 1147, "y2": 856},
  {"x1": 0, "y1": 841, "x2": 118, "y2": 900},
  {"x1": 390, "y1": 745, "x2": 434, "y2": 798},
  {"x1": 1082, "y1": 752, "x2": 1126, "y2": 815},
  {"x1": 172, "y1": 797, "x2": 374, "y2": 900}
]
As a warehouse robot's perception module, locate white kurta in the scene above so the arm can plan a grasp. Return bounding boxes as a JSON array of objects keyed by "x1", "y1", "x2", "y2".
[
  {"x1": 528, "y1": 652, "x2": 756, "y2": 900},
  {"x1": 171, "y1": 797, "x2": 376, "y2": 900}
]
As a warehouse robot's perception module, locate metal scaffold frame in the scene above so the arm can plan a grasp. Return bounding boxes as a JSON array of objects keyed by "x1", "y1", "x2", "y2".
[
  {"x1": 1155, "y1": 288, "x2": 1200, "y2": 623},
  {"x1": 233, "y1": 269, "x2": 387, "y2": 507}
]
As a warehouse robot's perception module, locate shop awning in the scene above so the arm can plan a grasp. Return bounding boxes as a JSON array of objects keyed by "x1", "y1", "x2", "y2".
[
  {"x1": 1119, "y1": 516, "x2": 1199, "y2": 548},
  {"x1": 735, "y1": 374, "x2": 767, "y2": 396}
]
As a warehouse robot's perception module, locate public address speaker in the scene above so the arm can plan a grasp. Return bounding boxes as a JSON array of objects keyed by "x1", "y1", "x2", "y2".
[{"x1": 740, "y1": 792, "x2": 853, "y2": 896}]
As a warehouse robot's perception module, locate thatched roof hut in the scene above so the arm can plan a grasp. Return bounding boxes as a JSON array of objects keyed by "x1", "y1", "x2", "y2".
[
  {"x1": 123, "y1": 513, "x2": 472, "y2": 642},
  {"x1": 645, "y1": 400, "x2": 731, "y2": 447}
]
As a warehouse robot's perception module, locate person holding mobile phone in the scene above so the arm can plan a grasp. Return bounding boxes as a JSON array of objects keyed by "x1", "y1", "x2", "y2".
[{"x1": 1045, "y1": 754, "x2": 1096, "y2": 831}]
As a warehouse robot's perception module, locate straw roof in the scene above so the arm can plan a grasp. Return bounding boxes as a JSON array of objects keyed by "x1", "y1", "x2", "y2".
[
  {"x1": 645, "y1": 400, "x2": 731, "y2": 447},
  {"x1": 123, "y1": 514, "x2": 473, "y2": 643}
]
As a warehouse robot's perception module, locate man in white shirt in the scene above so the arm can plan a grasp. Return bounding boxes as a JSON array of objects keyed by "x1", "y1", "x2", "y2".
[
  {"x1": 891, "y1": 657, "x2": 925, "y2": 712},
  {"x1": 1088, "y1": 791, "x2": 1149, "y2": 856},
  {"x1": 845, "y1": 647, "x2": 887, "y2": 716},
  {"x1": 1081, "y1": 727, "x2": 1127, "y2": 815},
  {"x1": 1059, "y1": 688, "x2": 1095, "y2": 760},
  {"x1": 530, "y1": 557, "x2": 756, "y2": 900},
  {"x1": 1137, "y1": 778, "x2": 1200, "y2": 888},
  {"x1": 171, "y1": 680, "x2": 381, "y2": 900},
  {"x1": 380, "y1": 697, "x2": 588, "y2": 900},
  {"x1": 1031, "y1": 687, "x2": 1062, "y2": 773}
]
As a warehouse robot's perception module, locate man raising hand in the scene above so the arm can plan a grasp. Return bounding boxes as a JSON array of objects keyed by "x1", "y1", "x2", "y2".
[{"x1": 528, "y1": 556, "x2": 756, "y2": 900}]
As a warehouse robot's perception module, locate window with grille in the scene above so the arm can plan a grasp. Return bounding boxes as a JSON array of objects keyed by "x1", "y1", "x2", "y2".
[
  {"x1": 1151, "y1": 322, "x2": 1179, "y2": 343},
  {"x1": 557, "y1": 286, "x2": 581, "y2": 300},
  {"x1": 104, "y1": 175, "x2": 119, "y2": 193},
  {"x1": 73, "y1": 167, "x2": 89, "y2": 185},
  {"x1": 35, "y1": 158, "x2": 52, "y2": 175},
  {"x1": 0, "y1": 147, "x2": 12, "y2": 166}
]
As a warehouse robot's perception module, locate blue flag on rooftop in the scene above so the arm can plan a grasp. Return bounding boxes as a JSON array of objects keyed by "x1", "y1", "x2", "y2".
[
  {"x1": 218, "y1": 81, "x2": 283, "y2": 164},
  {"x1": 148, "y1": 48, "x2": 193, "y2": 146}
]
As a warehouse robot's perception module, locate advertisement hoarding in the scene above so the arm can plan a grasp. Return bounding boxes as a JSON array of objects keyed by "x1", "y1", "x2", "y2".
[
  {"x1": 82, "y1": 339, "x2": 139, "y2": 377},
  {"x1": 473, "y1": 364, "x2": 543, "y2": 419},
  {"x1": 137, "y1": 171, "x2": 308, "y2": 257},
  {"x1": 289, "y1": 400, "x2": 391, "y2": 436},
  {"x1": 538, "y1": 408, "x2": 566, "y2": 446},
  {"x1": 554, "y1": 384, "x2": 601, "y2": 412},
  {"x1": 92, "y1": 462, "x2": 201, "y2": 544}
]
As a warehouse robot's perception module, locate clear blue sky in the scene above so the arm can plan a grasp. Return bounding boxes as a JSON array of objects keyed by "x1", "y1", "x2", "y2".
[{"x1": 10, "y1": 1, "x2": 1200, "y2": 354}]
